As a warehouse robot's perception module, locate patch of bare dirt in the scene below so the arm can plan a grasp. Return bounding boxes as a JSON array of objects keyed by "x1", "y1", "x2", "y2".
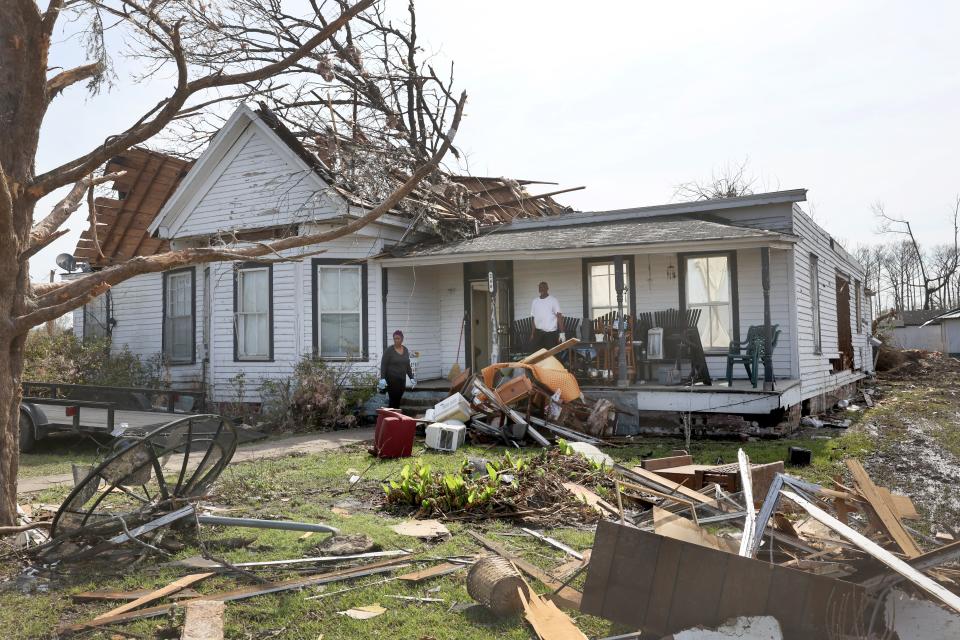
[{"x1": 859, "y1": 351, "x2": 960, "y2": 536}]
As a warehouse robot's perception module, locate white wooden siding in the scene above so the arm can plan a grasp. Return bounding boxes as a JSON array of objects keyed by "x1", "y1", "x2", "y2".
[
  {"x1": 73, "y1": 271, "x2": 206, "y2": 387},
  {"x1": 513, "y1": 259, "x2": 583, "y2": 325},
  {"x1": 791, "y1": 205, "x2": 871, "y2": 403},
  {"x1": 385, "y1": 266, "x2": 441, "y2": 381},
  {"x1": 174, "y1": 123, "x2": 340, "y2": 239},
  {"x1": 437, "y1": 264, "x2": 466, "y2": 375}
]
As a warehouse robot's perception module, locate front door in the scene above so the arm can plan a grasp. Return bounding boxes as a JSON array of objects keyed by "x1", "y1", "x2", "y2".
[
  {"x1": 468, "y1": 278, "x2": 512, "y2": 370},
  {"x1": 470, "y1": 282, "x2": 491, "y2": 370},
  {"x1": 835, "y1": 274, "x2": 854, "y2": 370}
]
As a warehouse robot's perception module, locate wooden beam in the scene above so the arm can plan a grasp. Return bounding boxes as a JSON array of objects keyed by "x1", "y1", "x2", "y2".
[
  {"x1": 861, "y1": 539, "x2": 960, "y2": 592},
  {"x1": 845, "y1": 460, "x2": 922, "y2": 557},
  {"x1": 94, "y1": 573, "x2": 214, "y2": 620},
  {"x1": 617, "y1": 465, "x2": 716, "y2": 506},
  {"x1": 519, "y1": 338, "x2": 581, "y2": 365},
  {"x1": 59, "y1": 556, "x2": 410, "y2": 635},
  {"x1": 781, "y1": 489, "x2": 960, "y2": 614}
]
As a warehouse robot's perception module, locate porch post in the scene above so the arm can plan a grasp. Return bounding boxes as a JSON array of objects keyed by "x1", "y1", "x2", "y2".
[
  {"x1": 488, "y1": 262, "x2": 499, "y2": 364},
  {"x1": 761, "y1": 247, "x2": 774, "y2": 391},
  {"x1": 614, "y1": 255, "x2": 628, "y2": 387}
]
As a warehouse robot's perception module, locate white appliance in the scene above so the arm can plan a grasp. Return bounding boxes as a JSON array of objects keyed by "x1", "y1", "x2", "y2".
[
  {"x1": 425, "y1": 422, "x2": 466, "y2": 452},
  {"x1": 432, "y1": 393, "x2": 472, "y2": 423},
  {"x1": 647, "y1": 327, "x2": 664, "y2": 359}
]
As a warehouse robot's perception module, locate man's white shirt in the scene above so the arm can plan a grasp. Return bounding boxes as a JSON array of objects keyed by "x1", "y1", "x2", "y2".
[{"x1": 531, "y1": 295, "x2": 561, "y2": 331}]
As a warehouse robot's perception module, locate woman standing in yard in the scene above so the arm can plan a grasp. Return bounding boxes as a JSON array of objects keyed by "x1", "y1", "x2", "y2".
[{"x1": 379, "y1": 330, "x2": 416, "y2": 409}]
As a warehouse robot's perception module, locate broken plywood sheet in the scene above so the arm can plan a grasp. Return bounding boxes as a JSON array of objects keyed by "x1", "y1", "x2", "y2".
[
  {"x1": 339, "y1": 604, "x2": 386, "y2": 620},
  {"x1": 519, "y1": 588, "x2": 588, "y2": 640},
  {"x1": 580, "y1": 520, "x2": 865, "y2": 639},
  {"x1": 846, "y1": 459, "x2": 922, "y2": 557},
  {"x1": 391, "y1": 519, "x2": 450, "y2": 539},
  {"x1": 181, "y1": 600, "x2": 224, "y2": 640},
  {"x1": 652, "y1": 507, "x2": 738, "y2": 554}
]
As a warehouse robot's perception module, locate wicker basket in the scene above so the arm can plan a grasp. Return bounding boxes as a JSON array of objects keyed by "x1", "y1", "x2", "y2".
[{"x1": 466, "y1": 556, "x2": 529, "y2": 616}]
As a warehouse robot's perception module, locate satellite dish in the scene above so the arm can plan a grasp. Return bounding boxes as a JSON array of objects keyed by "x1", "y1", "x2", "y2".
[{"x1": 55, "y1": 253, "x2": 77, "y2": 272}]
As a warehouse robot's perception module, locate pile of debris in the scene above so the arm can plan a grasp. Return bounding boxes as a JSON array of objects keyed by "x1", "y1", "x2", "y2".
[
  {"x1": 575, "y1": 452, "x2": 960, "y2": 639},
  {"x1": 409, "y1": 338, "x2": 618, "y2": 454}
]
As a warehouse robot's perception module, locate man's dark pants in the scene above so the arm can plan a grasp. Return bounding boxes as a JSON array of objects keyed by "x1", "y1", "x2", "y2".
[{"x1": 532, "y1": 329, "x2": 560, "y2": 352}]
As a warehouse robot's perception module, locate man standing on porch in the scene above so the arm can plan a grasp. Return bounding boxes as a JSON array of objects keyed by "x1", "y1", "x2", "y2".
[{"x1": 530, "y1": 281, "x2": 563, "y2": 352}]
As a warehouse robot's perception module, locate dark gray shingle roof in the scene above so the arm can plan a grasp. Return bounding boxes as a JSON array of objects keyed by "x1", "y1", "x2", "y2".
[{"x1": 394, "y1": 216, "x2": 789, "y2": 258}]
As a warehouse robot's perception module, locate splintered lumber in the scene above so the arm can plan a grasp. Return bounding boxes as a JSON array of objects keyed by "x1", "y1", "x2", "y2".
[
  {"x1": 396, "y1": 562, "x2": 465, "y2": 583},
  {"x1": 60, "y1": 556, "x2": 411, "y2": 635},
  {"x1": 94, "y1": 573, "x2": 215, "y2": 620},
  {"x1": 737, "y1": 449, "x2": 757, "y2": 557},
  {"x1": 519, "y1": 338, "x2": 581, "y2": 365},
  {"x1": 860, "y1": 538, "x2": 960, "y2": 592},
  {"x1": 72, "y1": 589, "x2": 154, "y2": 602},
  {"x1": 181, "y1": 600, "x2": 224, "y2": 640},
  {"x1": 467, "y1": 531, "x2": 581, "y2": 610},
  {"x1": 562, "y1": 482, "x2": 619, "y2": 516},
  {"x1": 878, "y1": 487, "x2": 920, "y2": 520},
  {"x1": 472, "y1": 379, "x2": 550, "y2": 446},
  {"x1": 845, "y1": 460, "x2": 922, "y2": 557},
  {"x1": 616, "y1": 465, "x2": 716, "y2": 507},
  {"x1": 518, "y1": 587, "x2": 588, "y2": 640},
  {"x1": 780, "y1": 489, "x2": 960, "y2": 614}
]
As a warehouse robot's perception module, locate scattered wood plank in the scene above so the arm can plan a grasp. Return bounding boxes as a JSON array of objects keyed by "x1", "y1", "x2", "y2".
[
  {"x1": 640, "y1": 455, "x2": 693, "y2": 472},
  {"x1": 861, "y1": 539, "x2": 960, "y2": 592},
  {"x1": 181, "y1": 600, "x2": 224, "y2": 640},
  {"x1": 519, "y1": 338, "x2": 581, "y2": 365},
  {"x1": 94, "y1": 573, "x2": 214, "y2": 620},
  {"x1": 877, "y1": 487, "x2": 920, "y2": 520},
  {"x1": 72, "y1": 589, "x2": 153, "y2": 602},
  {"x1": 780, "y1": 489, "x2": 960, "y2": 614},
  {"x1": 845, "y1": 460, "x2": 922, "y2": 557},
  {"x1": 863, "y1": 390, "x2": 874, "y2": 407},
  {"x1": 467, "y1": 531, "x2": 582, "y2": 611},
  {"x1": 737, "y1": 449, "x2": 756, "y2": 557},
  {"x1": 617, "y1": 465, "x2": 716, "y2": 507},
  {"x1": 518, "y1": 587, "x2": 588, "y2": 640},
  {"x1": 396, "y1": 562, "x2": 465, "y2": 583},
  {"x1": 59, "y1": 556, "x2": 411, "y2": 635},
  {"x1": 562, "y1": 482, "x2": 618, "y2": 516}
]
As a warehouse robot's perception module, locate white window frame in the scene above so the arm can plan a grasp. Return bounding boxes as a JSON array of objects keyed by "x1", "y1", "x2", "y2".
[
  {"x1": 587, "y1": 261, "x2": 630, "y2": 320},
  {"x1": 811, "y1": 254, "x2": 822, "y2": 354},
  {"x1": 163, "y1": 269, "x2": 195, "y2": 364},
  {"x1": 235, "y1": 265, "x2": 272, "y2": 361},
  {"x1": 684, "y1": 253, "x2": 734, "y2": 351},
  {"x1": 315, "y1": 264, "x2": 364, "y2": 359}
]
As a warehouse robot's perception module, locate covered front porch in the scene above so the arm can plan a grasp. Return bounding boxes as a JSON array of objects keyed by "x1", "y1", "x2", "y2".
[{"x1": 380, "y1": 211, "x2": 799, "y2": 419}]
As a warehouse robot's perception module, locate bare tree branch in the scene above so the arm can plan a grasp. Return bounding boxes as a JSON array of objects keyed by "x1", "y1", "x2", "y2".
[
  {"x1": 46, "y1": 62, "x2": 104, "y2": 101},
  {"x1": 28, "y1": 171, "x2": 125, "y2": 252}
]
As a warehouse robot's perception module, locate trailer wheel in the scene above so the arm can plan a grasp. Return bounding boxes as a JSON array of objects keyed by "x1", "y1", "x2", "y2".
[{"x1": 19, "y1": 411, "x2": 36, "y2": 453}]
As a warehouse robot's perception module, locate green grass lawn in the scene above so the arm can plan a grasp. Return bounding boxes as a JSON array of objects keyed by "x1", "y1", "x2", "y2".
[
  {"x1": 4, "y1": 423, "x2": 878, "y2": 640},
  {"x1": 18, "y1": 434, "x2": 104, "y2": 478}
]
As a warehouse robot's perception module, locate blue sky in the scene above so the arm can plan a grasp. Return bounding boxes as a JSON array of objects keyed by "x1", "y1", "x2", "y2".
[{"x1": 31, "y1": 0, "x2": 960, "y2": 280}]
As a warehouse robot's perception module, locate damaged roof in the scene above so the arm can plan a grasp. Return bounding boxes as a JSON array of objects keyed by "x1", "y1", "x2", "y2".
[
  {"x1": 386, "y1": 214, "x2": 794, "y2": 262},
  {"x1": 73, "y1": 148, "x2": 192, "y2": 267}
]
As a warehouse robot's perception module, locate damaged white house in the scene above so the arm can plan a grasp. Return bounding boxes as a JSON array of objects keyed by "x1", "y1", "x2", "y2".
[{"x1": 70, "y1": 103, "x2": 874, "y2": 435}]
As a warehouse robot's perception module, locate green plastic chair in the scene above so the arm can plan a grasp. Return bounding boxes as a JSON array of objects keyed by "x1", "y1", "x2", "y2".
[{"x1": 726, "y1": 324, "x2": 780, "y2": 388}]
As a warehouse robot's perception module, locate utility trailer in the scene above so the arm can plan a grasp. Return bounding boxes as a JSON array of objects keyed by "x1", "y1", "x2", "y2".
[{"x1": 18, "y1": 382, "x2": 206, "y2": 452}]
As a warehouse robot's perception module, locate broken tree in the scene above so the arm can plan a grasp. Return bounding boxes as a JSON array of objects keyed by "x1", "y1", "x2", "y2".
[{"x1": 0, "y1": 0, "x2": 467, "y2": 525}]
